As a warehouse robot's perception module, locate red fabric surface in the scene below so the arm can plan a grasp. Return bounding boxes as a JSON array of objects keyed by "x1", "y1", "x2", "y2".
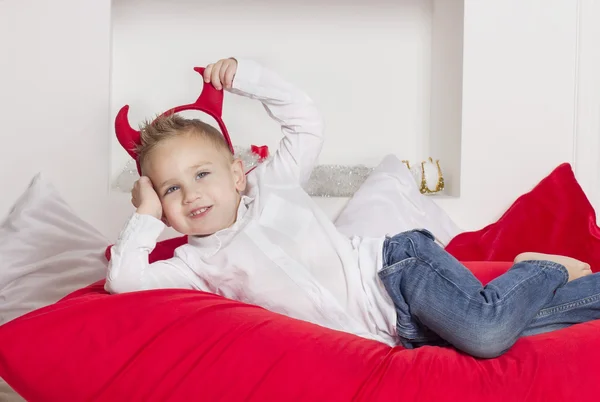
[
  {"x1": 4, "y1": 162, "x2": 600, "y2": 401},
  {"x1": 2, "y1": 261, "x2": 600, "y2": 402},
  {"x1": 446, "y1": 163, "x2": 600, "y2": 270}
]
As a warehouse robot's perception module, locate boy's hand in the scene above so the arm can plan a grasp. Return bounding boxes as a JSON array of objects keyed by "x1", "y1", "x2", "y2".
[
  {"x1": 203, "y1": 58, "x2": 238, "y2": 90},
  {"x1": 132, "y1": 176, "x2": 163, "y2": 221}
]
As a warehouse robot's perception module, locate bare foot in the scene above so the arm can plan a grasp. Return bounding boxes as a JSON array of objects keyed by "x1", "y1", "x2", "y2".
[{"x1": 514, "y1": 252, "x2": 592, "y2": 282}]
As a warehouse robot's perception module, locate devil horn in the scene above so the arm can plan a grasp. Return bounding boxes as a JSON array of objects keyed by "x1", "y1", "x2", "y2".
[
  {"x1": 115, "y1": 105, "x2": 143, "y2": 175},
  {"x1": 193, "y1": 67, "x2": 224, "y2": 117},
  {"x1": 115, "y1": 105, "x2": 141, "y2": 160}
]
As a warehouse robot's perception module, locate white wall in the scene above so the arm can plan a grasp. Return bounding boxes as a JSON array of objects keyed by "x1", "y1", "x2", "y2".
[
  {"x1": 0, "y1": 0, "x2": 122, "y2": 238},
  {"x1": 109, "y1": 0, "x2": 435, "y2": 178},
  {"x1": 109, "y1": 0, "x2": 585, "y2": 232},
  {"x1": 0, "y1": 0, "x2": 593, "y2": 240},
  {"x1": 429, "y1": 0, "x2": 464, "y2": 196},
  {"x1": 572, "y1": 0, "x2": 600, "y2": 211},
  {"x1": 434, "y1": 0, "x2": 580, "y2": 230}
]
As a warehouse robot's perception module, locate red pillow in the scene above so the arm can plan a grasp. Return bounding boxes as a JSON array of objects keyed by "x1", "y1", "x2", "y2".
[
  {"x1": 5, "y1": 162, "x2": 600, "y2": 401},
  {"x1": 446, "y1": 163, "x2": 600, "y2": 271},
  {"x1": 2, "y1": 261, "x2": 600, "y2": 402}
]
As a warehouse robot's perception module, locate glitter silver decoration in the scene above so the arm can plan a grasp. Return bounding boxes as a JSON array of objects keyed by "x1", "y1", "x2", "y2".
[
  {"x1": 114, "y1": 157, "x2": 372, "y2": 197},
  {"x1": 233, "y1": 145, "x2": 268, "y2": 172},
  {"x1": 113, "y1": 148, "x2": 441, "y2": 197},
  {"x1": 113, "y1": 159, "x2": 140, "y2": 192},
  {"x1": 303, "y1": 164, "x2": 373, "y2": 197}
]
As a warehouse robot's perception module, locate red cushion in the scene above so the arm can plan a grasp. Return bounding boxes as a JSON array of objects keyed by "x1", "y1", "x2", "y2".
[
  {"x1": 4, "y1": 163, "x2": 600, "y2": 401},
  {"x1": 446, "y1": 163, "x2": 600, "y2": 271},
  {"x1": 1, "y1": 261, "x2": 600, "y2": 401}
]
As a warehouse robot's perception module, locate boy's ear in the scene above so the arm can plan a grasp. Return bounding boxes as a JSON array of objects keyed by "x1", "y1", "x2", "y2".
[
  {"x1": 231, "y1": 158, "x2": 247, "y2": 192},
  {"x1": 161, "y1": 215, "x2": 171, "y2": 227}
]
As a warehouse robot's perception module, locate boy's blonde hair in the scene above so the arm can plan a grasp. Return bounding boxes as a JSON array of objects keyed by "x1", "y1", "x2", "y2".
[{"x1": 136, "y1": 114, "x2": 233, "y2": 168}]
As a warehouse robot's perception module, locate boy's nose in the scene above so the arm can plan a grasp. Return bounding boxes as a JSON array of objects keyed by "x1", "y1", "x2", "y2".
[{"x1": 183, "y1": 189, "x2": 202, "y2": 204}]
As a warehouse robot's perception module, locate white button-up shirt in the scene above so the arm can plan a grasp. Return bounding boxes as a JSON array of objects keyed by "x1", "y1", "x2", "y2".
[{"x1": 106, "y1": 59, "x2": 398, "y2": 346}]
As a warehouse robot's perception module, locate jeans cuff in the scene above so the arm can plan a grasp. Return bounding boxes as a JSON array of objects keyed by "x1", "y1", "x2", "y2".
[{"x1": 520, "y1": 259, "x2": 569, "y2": 286}]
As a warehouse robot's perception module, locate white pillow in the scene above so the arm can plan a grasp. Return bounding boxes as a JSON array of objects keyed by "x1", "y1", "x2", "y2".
[
  {"x1": 0, "y1": 381, "x2": 23, "y2": 402},
  {"x1": 0, "y1": 173, "x2": 109, "y2": 325},
  {"x1": 334, "y1": 154, "x2": 461, "y2": 246},
  {"x1": 0, "y1": 174, "x2": 109, "y2": 400}
]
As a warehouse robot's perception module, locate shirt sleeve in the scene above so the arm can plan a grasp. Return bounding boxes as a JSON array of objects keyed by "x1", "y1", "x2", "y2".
[
  {"x1": 104, "y1": 213, "x2": 202, "y2": 294},
  {"x1": 228, "y1": 58, "x2": 324, "y2": 185}
]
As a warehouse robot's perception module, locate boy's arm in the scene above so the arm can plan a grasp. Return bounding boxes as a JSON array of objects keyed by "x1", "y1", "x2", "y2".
[
  {"x1": 228, "y1": 59, "x2": 324, "y2": 185},
  {"x1": 105, "y1": 213, "x2": 201, "y2": 294}
]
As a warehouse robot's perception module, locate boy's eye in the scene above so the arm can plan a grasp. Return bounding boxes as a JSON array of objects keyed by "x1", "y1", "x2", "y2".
[
  {"x1": 164, "y1": 186, "x2": 179, "y2": 196},
  {"x1": 196, "y1": 172, "x2": 209, "y2": 179}
]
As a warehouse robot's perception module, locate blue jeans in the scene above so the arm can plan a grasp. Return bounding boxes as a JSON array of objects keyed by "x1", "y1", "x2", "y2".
[{"x1": 379, "y1": 229, "x2": 600, "y2": 358}]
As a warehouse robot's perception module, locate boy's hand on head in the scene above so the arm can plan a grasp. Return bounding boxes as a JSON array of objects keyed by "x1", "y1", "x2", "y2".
[
  {"x1": 203, "y1": 58, "x2": 238, "y2": 91},
  {"x1": 132, "y1": 176, "x2": 163, "y2": 221}
]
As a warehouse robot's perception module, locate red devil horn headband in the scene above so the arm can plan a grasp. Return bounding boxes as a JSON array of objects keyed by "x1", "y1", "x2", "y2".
[{"x1": 115, "y1": 67, "x2": 235, "y2": 175}]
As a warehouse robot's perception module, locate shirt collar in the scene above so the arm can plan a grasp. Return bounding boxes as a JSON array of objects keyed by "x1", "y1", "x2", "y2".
[{"x1": 187, "y1": 195, "x2": 254, "y2": 253}]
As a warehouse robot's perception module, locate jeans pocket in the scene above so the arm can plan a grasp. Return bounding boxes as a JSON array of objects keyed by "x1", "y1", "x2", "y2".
[
  {"x1": 412, "y1": 228, "x2": 435, "y2": 241},
  {"x1": 378, "y1": 257, "x2": 418, "y2": 279}
]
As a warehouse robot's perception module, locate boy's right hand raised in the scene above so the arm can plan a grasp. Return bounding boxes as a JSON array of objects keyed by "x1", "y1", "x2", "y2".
[
  {"x1": 132, "y1": 176, "x2": 163, "y2": 221},
  {"x1": 203, "y1": 58, "x2": 237, "y2": 90}
]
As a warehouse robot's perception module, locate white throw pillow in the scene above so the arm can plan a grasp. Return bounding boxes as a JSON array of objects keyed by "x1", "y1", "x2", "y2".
[
  {"x1": 0, "y1": 174, "x2": 109, "y2": 400},
  {"x1": 0, "y1": 381, "x2": 23, "y2": 402},
  {"x1": 334, "y1": 154, "x2": 461, "y2": 246},
  {"x1": 0, "y1": 173, "x2": 109, "y2": 325}
]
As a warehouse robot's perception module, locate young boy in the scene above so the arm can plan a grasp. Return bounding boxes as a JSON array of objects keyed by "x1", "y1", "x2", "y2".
[{"x1": 107, "y1": 57, "x2": 600, "y2": 359}]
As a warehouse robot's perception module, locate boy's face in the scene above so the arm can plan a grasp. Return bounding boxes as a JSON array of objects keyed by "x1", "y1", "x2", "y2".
[{"x1": 143, "y1": 133, "x2": 246, "y2": 236}]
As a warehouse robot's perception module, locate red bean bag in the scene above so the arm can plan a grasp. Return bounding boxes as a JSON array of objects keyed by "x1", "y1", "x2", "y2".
[
  {"x1": 1, "y1": 260, "x2": 598, "y2": 402},
  {"x1": 2, "y1": 163, "x2": 599, "y2": 401}
]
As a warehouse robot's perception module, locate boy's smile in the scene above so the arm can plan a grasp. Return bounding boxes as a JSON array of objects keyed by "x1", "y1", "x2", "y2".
[{"x1": 142, "y1": 132, "x2": 246, "y2": 236}]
